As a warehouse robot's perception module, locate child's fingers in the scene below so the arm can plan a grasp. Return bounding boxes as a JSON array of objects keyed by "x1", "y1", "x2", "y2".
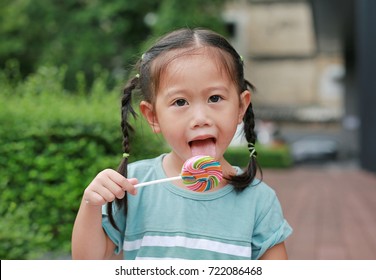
[
  {"x1": 99, "y1": 176, "x2": 126, "y2": 199},
  {"x1": 126, "y1": 178, "x2": 139, "y2": 195},
  {"x1": 127, "y1": 178, "x2": 139, "y2": 185},
  {"x1": 84, "y1": 191, "x2": 107, "y2": 206},
  {"x1": 85, "y1": 183, "x2": 126, "y2": 206},
  {"x1": 104, "y1": 170, "x2": 138, "y2": 195},
  {"x1": 86, "y1": 169, "x2": 138, "y2": 202}
]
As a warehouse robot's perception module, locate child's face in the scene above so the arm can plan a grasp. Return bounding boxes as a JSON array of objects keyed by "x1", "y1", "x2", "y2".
[{"x1": 141, "y1": 48, "x2": 250, "y2": 165}]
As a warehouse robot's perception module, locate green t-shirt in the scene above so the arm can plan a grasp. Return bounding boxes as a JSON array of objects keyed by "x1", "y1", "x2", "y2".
[{"x1": 102, "y1": 154, "x2": 292, "y2": 259}]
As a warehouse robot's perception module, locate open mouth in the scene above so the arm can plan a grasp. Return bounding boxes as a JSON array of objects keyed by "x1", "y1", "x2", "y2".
[{"x1": 189, "y1": 137, "x2": 216, "y2": 157}]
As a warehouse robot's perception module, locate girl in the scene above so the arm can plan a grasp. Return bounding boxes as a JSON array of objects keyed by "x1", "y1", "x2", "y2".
[{"x1": 72, "y1": 28, "x2": 292, "y2": 260}]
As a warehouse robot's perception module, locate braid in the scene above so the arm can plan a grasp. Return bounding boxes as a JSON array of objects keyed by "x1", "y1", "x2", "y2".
[
  {"x1": 120, "y1": 76, "x2": 139, "y2": 173},
  {"x1": 107, "y1": 75, "x2": 139, "y2": 231},
  {"x1": 227, "y1": 79, "x2": 262, "y2": 191}
]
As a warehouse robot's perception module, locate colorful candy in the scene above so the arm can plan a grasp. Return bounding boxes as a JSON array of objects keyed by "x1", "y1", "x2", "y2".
[
  {"x1": 134, "y1": 155, "x2": 223, "y2": 191},
  {"x1": 181, "y1": 155, "x2": 223, "y2": 192}
]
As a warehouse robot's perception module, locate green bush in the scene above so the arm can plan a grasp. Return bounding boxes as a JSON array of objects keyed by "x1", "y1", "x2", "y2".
[
  {"x1": 224, "y1": 146, "x2": 250, "y2": 168},
  {"x1": 256, "y1": 142, "x2": 293, "y2": 168},
  {"x1": 225, "y1": 142, "x2": 293, "y2": 169},
  {"x1": 0, "y1": 66, "x2": 167, "y2": 259}
]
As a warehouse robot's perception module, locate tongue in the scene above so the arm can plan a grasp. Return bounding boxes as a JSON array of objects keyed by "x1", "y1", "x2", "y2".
[{"x1": 190, "y1": 139, "x2": 216, "y2": 158}]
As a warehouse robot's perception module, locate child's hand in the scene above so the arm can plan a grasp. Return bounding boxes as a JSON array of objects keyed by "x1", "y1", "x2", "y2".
[{"x1": 83, "y1": 169, "x2": 138, "y2": 206}]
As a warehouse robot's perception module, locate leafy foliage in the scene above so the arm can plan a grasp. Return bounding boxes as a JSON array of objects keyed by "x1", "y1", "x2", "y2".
[
  {"x1": 225, "y1": 143, "x2": 293, "y2": 169},
  {"x1": 0, "y1": 66, "x2": 167, "y2": 259},
  {"x1": 0, "y1": 0, "x2": 227, "y2": 90},
  {"x1": 150, "y1": 0, "x2": 226, "y2": 37}
]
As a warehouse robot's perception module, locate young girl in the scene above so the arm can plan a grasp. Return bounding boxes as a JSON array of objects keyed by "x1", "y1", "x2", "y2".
[{"x1": 72, "y1": 28, "x2": 292, "y2": 260}]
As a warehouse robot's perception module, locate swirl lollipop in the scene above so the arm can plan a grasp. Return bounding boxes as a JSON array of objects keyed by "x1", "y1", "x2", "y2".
[
  {"x1": 135, "y1": 155, "x2": 223, "y2": 192},
  {"x1": 181, "y1": 155, "x2": 223, "y2": 192}
]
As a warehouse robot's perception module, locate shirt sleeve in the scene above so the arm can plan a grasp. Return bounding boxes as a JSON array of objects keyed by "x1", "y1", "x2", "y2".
[
  {"x1": 102, "y1": 202, "x2": 126, "y2": 255},
  {"x1": 251, "y1": 191, "x2": 293, "y2": 259}
]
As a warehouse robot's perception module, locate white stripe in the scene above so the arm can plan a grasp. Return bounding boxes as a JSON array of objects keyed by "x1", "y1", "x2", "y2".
[
  {"x1": 124, "y1": 235, "x2": 251, "y2": 257},
  {"x1": 124, "y1": 238, "x2": 143, "y2": 251}
]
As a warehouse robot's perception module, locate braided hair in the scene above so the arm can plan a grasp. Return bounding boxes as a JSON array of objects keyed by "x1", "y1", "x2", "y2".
[{"x1": 107, "y1": 28, "x2": 261, "y2": 229}]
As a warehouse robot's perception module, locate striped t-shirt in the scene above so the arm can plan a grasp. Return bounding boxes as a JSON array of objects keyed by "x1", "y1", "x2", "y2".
[{"x1": 102, "y1": 154, "x2": 292, "y2": 260}]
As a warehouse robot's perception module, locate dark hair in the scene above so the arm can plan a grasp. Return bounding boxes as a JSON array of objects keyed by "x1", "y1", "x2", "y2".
[{"x1": 107, "y1": 28, "x2": 261, "y2": 229}]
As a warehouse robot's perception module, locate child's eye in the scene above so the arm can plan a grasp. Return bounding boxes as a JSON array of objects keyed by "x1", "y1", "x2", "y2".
[
  {"x1": 173, "y1": 99, "x2": 188, "y2": 107},
  {"x1": 208, "y1": 95, "x2": 222, "y2": 103}
]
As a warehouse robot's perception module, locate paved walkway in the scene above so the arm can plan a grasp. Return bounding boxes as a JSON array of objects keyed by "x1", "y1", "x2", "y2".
[{"x1": 263, "y1": 164, "x2": 376, "y2": 260}]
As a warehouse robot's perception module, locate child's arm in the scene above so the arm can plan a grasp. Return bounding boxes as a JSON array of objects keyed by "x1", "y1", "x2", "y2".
[
  {"x1": 71, "y1": 169, "x2": 137, "y2": 259},
  {"x1": 259, "y1": 242, "x2": 288, "y2": 260}
]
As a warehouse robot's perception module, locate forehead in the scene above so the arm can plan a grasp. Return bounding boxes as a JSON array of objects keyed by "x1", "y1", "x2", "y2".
[
  {"x1": 156, "y1": 46, "x2": 233, "y2": 68},
  {"x1": 151, "y1": 46, "x2": 236, "y2": 92}
]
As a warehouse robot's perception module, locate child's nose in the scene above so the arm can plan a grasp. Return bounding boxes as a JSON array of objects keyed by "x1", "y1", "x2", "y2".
[{"x1": 190, "y1": 105, "x2": 213, "y2": 128}]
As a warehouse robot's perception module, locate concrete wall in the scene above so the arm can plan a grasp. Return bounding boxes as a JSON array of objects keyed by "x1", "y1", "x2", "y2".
[{"x1": 223, "y1": 0, "x2": 344, "y2": 120}]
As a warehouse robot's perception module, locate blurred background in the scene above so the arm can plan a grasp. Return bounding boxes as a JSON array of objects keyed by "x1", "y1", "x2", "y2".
[{"x1": 1, "y1": 0, "x2": 375, "y2": 259}]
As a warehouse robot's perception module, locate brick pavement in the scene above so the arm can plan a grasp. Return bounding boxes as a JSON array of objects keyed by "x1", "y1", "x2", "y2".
[{"x1": 262, "y1": 164, "x2": 376, "y2": 260}]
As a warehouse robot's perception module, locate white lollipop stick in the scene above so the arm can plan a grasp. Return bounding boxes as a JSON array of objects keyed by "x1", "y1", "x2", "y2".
[{"x1": 135, "y1": 176, "x2": 181, "y2": 188}]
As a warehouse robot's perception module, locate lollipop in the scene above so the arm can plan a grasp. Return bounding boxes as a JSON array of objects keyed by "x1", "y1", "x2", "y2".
[
  {"x1": 181, "y1": 155, "x2": 223, "y2": 192},
  {"x1": 134, "y1": 155, "x2": 223, "y2": 192}
]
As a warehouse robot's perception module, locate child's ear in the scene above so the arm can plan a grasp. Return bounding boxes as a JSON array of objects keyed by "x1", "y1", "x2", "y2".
[
  {"x1": 238, "y1": 90, "x2": 251, "y2": 124},
  {"x1": 140, "y1": 101, "x2": 161, "y2": 133}
]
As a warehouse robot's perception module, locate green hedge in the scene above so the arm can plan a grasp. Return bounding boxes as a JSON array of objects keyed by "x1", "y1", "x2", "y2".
[
  {"x1": 255, "y1": 142, "x2": 293, "y2": 168},
  {"x1": 0, "y1": 67, "x2": 167, "y2": 259},
  {"x1": 225, "y1": 143, "x2": 293, "y2": 169}
]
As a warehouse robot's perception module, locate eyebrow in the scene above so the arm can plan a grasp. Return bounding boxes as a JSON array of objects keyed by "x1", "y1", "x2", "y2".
[
  {"x1": 205, "y1": 85, "x2": 229, "y2": 92},
  {"x1": 165, "y1": 85, "x2": 229, "y2": 97}
]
